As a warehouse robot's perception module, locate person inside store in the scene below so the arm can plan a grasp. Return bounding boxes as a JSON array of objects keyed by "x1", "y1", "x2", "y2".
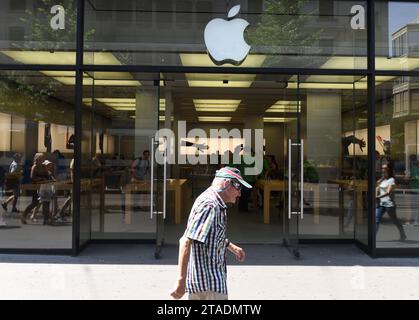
[
  {"x1": 131, "y1": 150, "x2": 151, "y2": 181},
  {"x1": 21, "y1": 154, "x2": 55, "y2": 225},
  {"x1": 1, "y1": 153, "x2": 23, "y2": 214},
  {"x1": 54, "y1": 158, "x2": 73, "y2": 222},
  {"x1": 232, "y1": 146, "x2": 257, "y2": 213}
]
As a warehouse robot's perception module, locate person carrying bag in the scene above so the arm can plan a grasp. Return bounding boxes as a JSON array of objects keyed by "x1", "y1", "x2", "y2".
[{"x1": 39, "y1": 182, "x2": 55, "y2": 202}]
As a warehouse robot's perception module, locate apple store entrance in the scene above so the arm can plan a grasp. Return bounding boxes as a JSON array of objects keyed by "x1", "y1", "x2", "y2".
[
  {"x1": 28, "y1": 69, "x2": 369, "y2": 256},
  {"x1": 148, "y1": 72, "x2": 368, "y2": 250},
  {"x1": 0, "y1": 70, "x2": 368, "y2": 255}
]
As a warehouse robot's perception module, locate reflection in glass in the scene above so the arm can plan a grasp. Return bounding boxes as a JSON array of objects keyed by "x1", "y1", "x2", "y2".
[
  {"x1": 376, "y1": 76, "x2": 419, "y2": 248},
  {"x1": 296, "y1": 75, "x2": 369, "y2": 240},
  {"x1": 0, "y1": 70, "x2": 74, "y2": 249},
  {"x1": 0, "y1": 0, "x2": 77, "y2": 65},
  {"x1": 84, "y1": 0, "x2": 367, "y2": 69},
  {"x1": 376, "y1": 1, "x2": 419, "y2": 71},
  {"x1": 82, "y1": 72, "x2": 159, "y2": 240}
]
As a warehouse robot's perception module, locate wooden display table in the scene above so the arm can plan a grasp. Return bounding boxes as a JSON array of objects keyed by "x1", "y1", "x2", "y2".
[
  {"x1": 125, "y1": 179, "x2": 188, "y2": 224},
  {"x1": 255, "y1": 179, "x2": 320, "y2": 224}
]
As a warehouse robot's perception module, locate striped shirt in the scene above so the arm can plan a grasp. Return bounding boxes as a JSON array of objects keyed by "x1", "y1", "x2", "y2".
[{"x1": 184, "y1": 187, "x2": 228, "y2": 295}]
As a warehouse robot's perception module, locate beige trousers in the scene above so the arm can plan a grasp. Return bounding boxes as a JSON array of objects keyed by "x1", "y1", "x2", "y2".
[{"x1": 188, "y1": 291, "x2": 228, "y2": 300}]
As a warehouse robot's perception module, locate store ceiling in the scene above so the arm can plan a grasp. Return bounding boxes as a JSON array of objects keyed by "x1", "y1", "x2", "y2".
[{"x1": 0, "y1": 69, "x2": 369, "y2": 124}]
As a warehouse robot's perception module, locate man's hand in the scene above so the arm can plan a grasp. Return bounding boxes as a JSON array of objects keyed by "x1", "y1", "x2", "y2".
[
  {"x1": 170, "y1": 278, "x2": 186, "y2": 300},
  {"x1": 228, "y1": 243, "x2": 246, "y2": 262}
]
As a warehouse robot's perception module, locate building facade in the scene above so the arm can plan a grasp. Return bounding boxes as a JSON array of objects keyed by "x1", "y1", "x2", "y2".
[{"x1": 0, "y1": 0, "x2": 418, "y2": 257}]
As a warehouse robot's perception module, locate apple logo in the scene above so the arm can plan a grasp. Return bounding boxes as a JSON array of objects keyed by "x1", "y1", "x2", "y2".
[{"x1": 204, "y1": 5, "x2": 251, "y2": 66}]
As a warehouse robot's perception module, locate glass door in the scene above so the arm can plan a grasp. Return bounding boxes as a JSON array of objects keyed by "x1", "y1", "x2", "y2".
[
  {"x1": 296, "y1": 75, "x2": 368, "y2": 242},
  {"x1": 82, "y1": 72, "x2": 162, "y2": 245},
  {"x1": 154, "y1": 79, "x2": 170, "y2": 258},
  {"x1": 283, "y1": 76, "x2": 302, "y2": 258},
  {"x1": 153, "y1": 134, "x2": 167, "y2": 259}
]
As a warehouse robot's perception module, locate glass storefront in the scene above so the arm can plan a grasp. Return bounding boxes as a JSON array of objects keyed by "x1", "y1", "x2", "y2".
[
  {"x1": 0, "y1": 0, "x2": 418, "y2": 257},
  {"x1": 0, "y1": 70, "x2": 74, "y2": 249}
]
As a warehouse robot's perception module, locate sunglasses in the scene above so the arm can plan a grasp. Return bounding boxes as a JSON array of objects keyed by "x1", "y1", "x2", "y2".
[{"x1": 230, "y1": 180, "x2": 242, "y2": 191}]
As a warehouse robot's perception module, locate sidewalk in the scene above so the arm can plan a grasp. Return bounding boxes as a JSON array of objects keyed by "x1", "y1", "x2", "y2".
[{"x1": 0, "y1": 244, "x2": 418, "y2": 300}]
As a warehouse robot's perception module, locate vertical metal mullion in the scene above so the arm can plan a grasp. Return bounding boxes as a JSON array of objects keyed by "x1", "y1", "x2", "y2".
[
  {"x1": 352, "y1": 81, "x2": 356, "y2": 240},
  {"x1": 73, "y1": 0, "x2": 85, "y2": 256},
  {"x1": 367, "y1": 0, "x2": 376, "y2": 257},
  {"x1": 9, "y1": 115, "x2": 13, "y2": 151}
]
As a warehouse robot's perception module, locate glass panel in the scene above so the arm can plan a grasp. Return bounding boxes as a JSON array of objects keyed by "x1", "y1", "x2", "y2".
[
  {"x1": 160, "y1": 72, "x2": 291, "y2": 245},
  {"x1": 0, "y1": 70, "x2": 74, "y2": 249},
  {"x1": 157, "y1": 72, "x2": 370, "y2": 249},
  {"x1": 80, "y1": 77, "x2": 93, "y2": 247},
  {"x1": 297, "y1": 75, "x2": 368, "y2": 240},
  {"x1": 375, "y1": 76, "x2": 419, "y2": 248},
  {"x1": 84, "y1": 0, "x2": 367, "y2": 69},
  {"x1": 155, "y1": 87, "x2": 173, "y2": 256},
  {"x1": 82, "y1": 72, "x2": 159, "y2": 240},
  {"x1": 155, "y1": 128, "x2": 165, "y2": 257},
  {"x1": 376, "y1": 1, "x2": 419, "y2": 71},
  {"x1": 0, "y1": 0, "x2": 77, "y2": 65},
  {"x1": 283, "y1": 75, "x2": 301, "y2": 256},
  {"x1": 354, "y1": 80, "x2": 369, "y2": 246}
]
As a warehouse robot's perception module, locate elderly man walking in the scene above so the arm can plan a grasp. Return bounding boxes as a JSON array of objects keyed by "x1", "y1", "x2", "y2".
[{"x1": 170, "y1": 167, "x2": 251, "y2": 300}]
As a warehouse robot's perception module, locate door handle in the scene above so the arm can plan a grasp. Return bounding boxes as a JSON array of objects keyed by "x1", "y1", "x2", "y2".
[
  {"x1": 163, "y1": 137, "x2": 167, "y2": 220},
  {"x1": 288, "y1": 139, "x2": 292, "y2": 220},
  {"x1": 150, "y1": 137, "x2": 155, "y2": 219},
  {"x1": 300, "y1": 139, "x2": 304, "y2": 220},
  {"x1": 288, "y1": 139, "x2": 304, "y2": 220}
]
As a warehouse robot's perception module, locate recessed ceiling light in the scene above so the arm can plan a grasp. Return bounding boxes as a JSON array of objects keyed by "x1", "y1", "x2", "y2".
[
  {"x1": 0, "y1": 50, "x2": 124, "y2": 66},
  {"x1": 263, "y1": 117, "x2": 295, "y2": 123},
  {"x1": 266, "y1": 100, "x2": 301, "y2": 113},
  {"x1": 159, "y1": 116, "x2": 174, "y2": 121},
  {"x1": 160, "y1": 99, "x2": 166, "y2": 111},
  {"x1": 179, "y1": 53, "x2": 266, "y2": 68},
  {"x1": 184, "y1": 73, "x2": 257, "y2": 88},
  {"x1": 198, "y1": 116, "x2": 232, "y2": 122},
  {"x1": 193, "y1": 99, "x2": 240, "y2": 112}
]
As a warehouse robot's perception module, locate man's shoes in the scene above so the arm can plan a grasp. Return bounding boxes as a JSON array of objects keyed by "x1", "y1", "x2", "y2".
[
  {"x1": 1, "y1": 203, "x2": 7, "y2": 211},
  {"x1": 20, "y1": 217, "x2": 27, "y2": 225},
  {"x1": 399, "y1": 234, "x2": 407, "y2": 242}
]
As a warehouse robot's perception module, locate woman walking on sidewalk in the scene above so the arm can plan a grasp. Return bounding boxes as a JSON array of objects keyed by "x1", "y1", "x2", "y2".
[{"x1": 376, "y1": 164, "x2": 407, "y2": 241}]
